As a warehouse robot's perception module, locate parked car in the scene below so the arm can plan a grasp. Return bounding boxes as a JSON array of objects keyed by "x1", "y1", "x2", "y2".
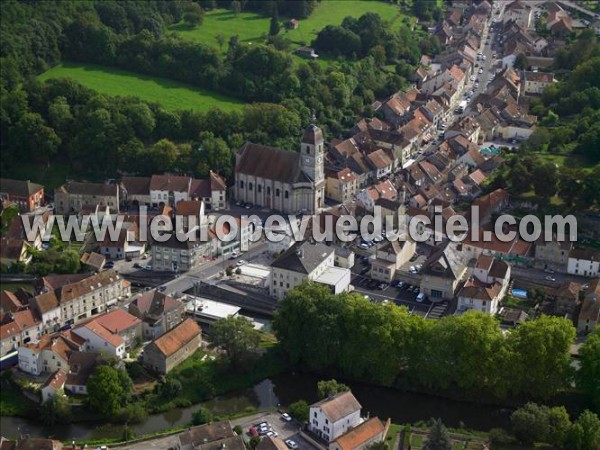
[
  {"x1": 359, "y1": 242, "x2": 369, "y2": 249},
  {"x1": 142, "y1": 264, "x2": 152, "y2": 270},
  {"x1": 236, "y1": 259, "x2": 247, "y2": 267},
  {"x1": 281, "y1": 413, "x2": 292, "y2": 422},
  {"x1": 105, "y1": 261, "x2": 114, "y2": 269},
  {"x1": 248, "y1": 427, "x2": 259, "y2": 437},
  {"x1": 544, "y1": 269, "x2": 555, "y2": 274},
  {"x1": 360, "y1": 266, "x2": 370, "y2": 275},
  {"x1": 229, "y1": 251, "x2": 239, "y2": 259},
  {"x1": 133, "y1": 263, "x2": 141, "y2": 269},
  {"x1": 266, "y1": 431, "x2": 279, "y2": 438},
  {"x1": 416, "y1": 292, "x2": 427, "y2": 303},
  {"x1": 285, "y1": 440, "x2": 298, "y2": 450},
  {"x1": 545, "y1": 276, "x2": 556, "y2": 282},
  {"x1": 409, "y1": 266, "x2": 417, "y2": 274}
]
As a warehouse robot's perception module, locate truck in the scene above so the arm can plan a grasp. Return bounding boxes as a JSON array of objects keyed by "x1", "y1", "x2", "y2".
[{"x1": 456, "y1": 100, "x2": 467, "y2": 114}]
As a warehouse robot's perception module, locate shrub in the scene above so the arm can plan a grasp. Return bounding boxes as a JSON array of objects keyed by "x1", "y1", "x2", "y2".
[{"x1": 192, "y1": 406, "x2": 213, "y2": 425}]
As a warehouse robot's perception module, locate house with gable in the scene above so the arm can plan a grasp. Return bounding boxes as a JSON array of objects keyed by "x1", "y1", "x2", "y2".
[
  {"x1": 370, "y1": 239, "x2": 416, "y2": 283},
  {"x1": 309, "y1": 391, "x2": 362, "y2": 442},
  {"x1": 420, "y1": 241, "x2": 468, "y2": 301},
  {"x1": 329, "y1": 417, "x2": 389, "y2": 450},
  {"x1": 457, "y1": 255, "x2": 511, "y2": 315},
  {"x1": 578, "y1": 279, "x2": 600, "y2": 334},
  {"x1": 142, "y1": 318, "x2": 202, "y2": 374},
  {"x1": 128, "y1": 290, "x2": 185, "y2": 340}
]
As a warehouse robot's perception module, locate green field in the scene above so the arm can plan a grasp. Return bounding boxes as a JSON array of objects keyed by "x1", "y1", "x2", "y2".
[
  {"x1": 39, "y1": 63, "x2": 244, "y2": 112},
  {"x1": 170, "y1": 0, "x2": 409, "y2": 51}
]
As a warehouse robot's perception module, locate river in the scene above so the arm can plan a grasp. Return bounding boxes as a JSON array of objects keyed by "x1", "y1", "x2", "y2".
[{"x1": 1, "y1": 372, "x2": 512, "y2": 441}]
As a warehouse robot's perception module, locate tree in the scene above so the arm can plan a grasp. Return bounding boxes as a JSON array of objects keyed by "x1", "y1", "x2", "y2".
[
  {"x1": 40, "y1": 394, "x2": 72, "y2": 425},
  {"x1": 567, "y1": 410, "x2": 600, "y2": 450},
  {"x1": 87, "y1": 365, "x2": 127, "y2": 417},
  {"x1": 317, "y1": 379, "x2": 349, "y2": 399},
  {"x1": 215, "y1": 33, "x2": 226, "y2": 50},
  {"x1": 192, "y1": 406, "x2": 213, "y2": 425},
  {"x1": 269, "y1": 6, "x2": 280, "y2": 36},
  {"x1": 506, "y1": 316, "x2": 575, "y2": 399},
  {"x1": 510, "y1": 403, "x2": 571, "y2": 446},
  {"x1": 208, "y1": 316, "x2": 261, "y2": 370},
  {"x1": 183, "y1": 3, "x2": 204, "y2": 27},
  {"x1": 532, "y1": 163, "x2": 558, "y2": 203},
  {"x1": 578, "y1": 328, "x2": 600, "y2": 410},
  {"x1": 514, "y1": 53, "x2": 529, "y2": 70},
  {"x1": 230, "y1": 0, "x2": 241, "y2": 15},
  {"x1": 118, "y1": 403, "x2": 148, "y2": 424},
  {"x1": 288, "y1": 400, "x2": 309, "y2": 422},
  {"x1": 422, "y1": 418, "x2": 452, "y2": 450},
  {"x1": 508, "y1": 162, "x2": 531, "y2": 195}
]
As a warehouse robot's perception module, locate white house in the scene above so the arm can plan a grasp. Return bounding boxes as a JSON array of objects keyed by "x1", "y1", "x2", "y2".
[
  {"x1": 568, "y1": 248, "x2": 600, "y2": 278},
  {"x1": 72, "y1": 321, "x2": 125, "y2": 359},
  {"x1": 41, "y1": 369, "x2": 66, "y2": 403},
  {"x1": 269, "y1": 241, "x2": 351, "y2": 299},
  {"x1": 150, "y1": 174, "x2": 192, "y2": 208},
  {"x1": 457, "y1": 255, "x2": 511, "y2": 315},
  {"x1": 309, "y1": 391, "x2": 362, "y2": 443}
]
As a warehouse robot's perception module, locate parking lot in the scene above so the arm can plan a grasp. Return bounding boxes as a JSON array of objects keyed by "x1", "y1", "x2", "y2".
[
  {"x1": 237, "y1": 413, "x2": 318, "y2": 450},
  {"x1": 350, "y1": 250, "x2": 452, "y2": 319}
]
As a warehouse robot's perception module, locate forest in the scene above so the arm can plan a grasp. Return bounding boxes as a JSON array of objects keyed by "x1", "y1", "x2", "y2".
[{"x1": 0, "y1": 0, "x2": 431, "y2": 184}]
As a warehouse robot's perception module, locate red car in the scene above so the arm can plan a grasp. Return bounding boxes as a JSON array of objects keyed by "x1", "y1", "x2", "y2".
[{"x1": 248, "y1": 427, "x2": 259, "y2": 437}]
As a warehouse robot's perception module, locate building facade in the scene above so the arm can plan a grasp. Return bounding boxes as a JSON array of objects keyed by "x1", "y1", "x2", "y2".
[{"x1": 234, "y1": 124, "x2": 326, "y2": 214}]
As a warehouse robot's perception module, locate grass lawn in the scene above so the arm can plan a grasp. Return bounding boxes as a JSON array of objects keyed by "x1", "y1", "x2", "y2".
[
  {"x1": 39, "y1": 63, "x2": 244, "y2": 112},
  {"x1": 170, "y1": 0, "x2": 409, "y2": 52}
]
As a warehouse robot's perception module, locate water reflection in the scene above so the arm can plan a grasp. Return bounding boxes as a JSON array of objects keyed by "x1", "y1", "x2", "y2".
[{"x1": 1, "y1": 372, "x2": 512, "y2": 441}]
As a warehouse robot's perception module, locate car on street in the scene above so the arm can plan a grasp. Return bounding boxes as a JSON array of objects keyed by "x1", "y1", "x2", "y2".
[
  {"x1": 229, "y1": 251, "x2": 239, "y2": 259},
  {"x1": 409, "y1": 266, "x2": 417, "y2": 274},
  {"x1": 544, "y1": 269, "x2": 555, "y2": 274},
  {"x1": 105, "y1": 261, "x2": 114, "y2": 269},
  {"x1": 360, "y1": 266, "x2": 370, "y2": 275},
  {"x1": 285, "y1": 440, "x2": 298, "y2": 450},
  {"x1": 359, "y1": 242, "x2": 369, "y2": 249},
  {"x1": 545, "y1": 276, "x2": 557, "y2": 282},
  {"x1": 281, "y1": 413, "x2": 292, "y2": 422},
  {"x1": 142, "y1": 264, "x2": 152, "y2": 270},
  {"x1": 236, "y1": 259, "x2": 247, "y2": 266}
]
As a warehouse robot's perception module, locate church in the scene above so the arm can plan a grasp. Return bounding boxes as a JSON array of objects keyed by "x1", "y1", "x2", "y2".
[{"x1": 234, "y1": 123, "x2": 326, "y2": 214}]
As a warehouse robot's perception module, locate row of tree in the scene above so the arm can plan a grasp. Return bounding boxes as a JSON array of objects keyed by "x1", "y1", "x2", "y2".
[
  {"x1": 489, "y1": 154, "x2": 600, "y2": 209},
  {"x1": 508, "y1": 403, "x2": 600, "y2": 450},
  {"x1": 273, "y1": 282, "x2": 580, "y2": 401}
]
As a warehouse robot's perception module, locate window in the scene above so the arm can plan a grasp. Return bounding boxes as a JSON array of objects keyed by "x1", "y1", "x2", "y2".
[
  {"x1": 285, "y1": 191, "x2": 289, "y2": 199},
  {"x1": 249, "y1": 183, "x2": 253, "y2": 191},
  {"x1": 276, "y1": 189, "x2": 280, "y2": 197},
  {"x1": 258, "y1": 185, "x2": 262, "y2": 193},
  {"x1": 239, "y1": 180, "x2": 244, "y2": 188},
  {"x1": 267, "y1": 186, "x2": 271, "y2": 195}
]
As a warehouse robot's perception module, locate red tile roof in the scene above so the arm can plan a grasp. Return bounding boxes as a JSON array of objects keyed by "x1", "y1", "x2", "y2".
[
  {"x1": 151, "y1": 318, "x2": 201, "y2": 357},
  {"x1": 93, "y1": 309, "x2": 142, "y2": 334}
]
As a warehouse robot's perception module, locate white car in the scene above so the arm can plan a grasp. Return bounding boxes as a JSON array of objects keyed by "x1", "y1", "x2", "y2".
[
  {"x1": 236, "y1": 259, "x2": 247, "y2": 267},
  {"x1": 266, "y1": 431, "x2": 279, "y2": 438},
  {"x1": 281, "y1": 413, "x2": 292, "y2": 422},
  {"x1": 229, "y1": 251, "x2": 239, "y2": 259},
  {"x1": 545, "y1": 276, "x2": 557, "y2": 282},
  {"x1": 285, "y1": 440, "x2": 299, "y2": 450}
]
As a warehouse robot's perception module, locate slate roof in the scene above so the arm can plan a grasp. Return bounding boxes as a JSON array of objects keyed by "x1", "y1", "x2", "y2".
[
  {"x1": 0, "y1": 178, "x2": 43, "y2": 197},
  {"x1": 236, "y1": 143, "x2": 308, "y2": 184},
  {"x1": 271, "y1": 241, "x2": 334, "y2": 274},
  {"x1": 121, "y1": 176, "x2": 151, "y2": 196},
  {"x1": 56, "y1": 181, "x2": 117, "y2": 196},
  {"x1": 149, "y1": 175, "x2": 191, "y2": 192}
]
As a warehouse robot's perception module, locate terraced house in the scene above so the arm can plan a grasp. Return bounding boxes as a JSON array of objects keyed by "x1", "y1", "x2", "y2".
[
  {"x1": 54, "y1": 180, "x2": 119, "y2": 214},
  {"x1": 37, "y1": 270, "x2": 131, "y2": 326}
]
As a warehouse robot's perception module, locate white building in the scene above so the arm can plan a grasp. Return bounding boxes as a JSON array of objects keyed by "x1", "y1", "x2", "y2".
[
  {"x1": 150, "y1": 175, "x2": 192, "y2": 208},
  {"x1": 309, "y1": 391, "x2": 362, "y2": 442},
  {"x1": 457, "y1": 255, "x2": 511, "y2": 315},
  {"x1": 568, "y1": 248, "x2": 600, "y2": 278},
  {"x1": 269, "y1": 241, "x2": 351, "y2": 299},
  {"x1": 72, "y1": 321, "x2": 125, "y2": 359}
]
